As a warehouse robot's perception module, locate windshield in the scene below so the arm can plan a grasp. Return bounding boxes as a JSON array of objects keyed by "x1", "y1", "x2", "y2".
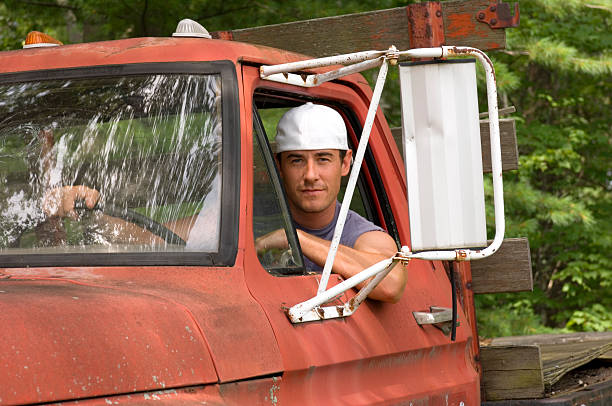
[{"x1": 0, "y1": 73, "x2": 222, "y2": 257}]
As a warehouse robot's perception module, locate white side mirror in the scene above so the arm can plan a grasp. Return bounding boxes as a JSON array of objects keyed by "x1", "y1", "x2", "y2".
[{"x1": 400, "y1": 59, "x2": 487, "y2": 251}]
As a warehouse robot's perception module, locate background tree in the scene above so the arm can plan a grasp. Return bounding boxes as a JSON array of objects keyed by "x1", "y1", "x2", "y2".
[
  {"x1": 475, "y1": 0, "x2": 611, "y2": 336},
  {"x1": 1, "y1": 0, "x2": 610, "y2": 335}
]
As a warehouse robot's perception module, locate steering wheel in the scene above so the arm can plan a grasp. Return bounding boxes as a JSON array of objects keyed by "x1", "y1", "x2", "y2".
[{"x1": 76, "y1": 201, "x2": 187, "y2": 246}]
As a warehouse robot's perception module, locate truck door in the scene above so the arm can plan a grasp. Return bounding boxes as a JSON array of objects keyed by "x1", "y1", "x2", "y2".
[{"x1": 240, "y1": 64, "x2": 480, "y2": 405}]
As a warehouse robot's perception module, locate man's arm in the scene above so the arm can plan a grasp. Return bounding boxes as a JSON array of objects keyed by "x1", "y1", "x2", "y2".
[
  {"x1": 255, "y1": 229, "x2": 407, "y2": 303},
  {"x1": 296, "y1": 230, "x2": 407, "y2": 303}
]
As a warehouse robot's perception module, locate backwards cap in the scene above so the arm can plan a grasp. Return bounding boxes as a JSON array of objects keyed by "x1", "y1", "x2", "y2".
[{"x1": 276, "y1": 102, "x2": 348, "y2": 153}]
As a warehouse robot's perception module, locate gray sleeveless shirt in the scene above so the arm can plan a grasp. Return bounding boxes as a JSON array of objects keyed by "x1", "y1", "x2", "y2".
[{"x1": 295, "y1": 201, "x2": 384, "y2": 273}]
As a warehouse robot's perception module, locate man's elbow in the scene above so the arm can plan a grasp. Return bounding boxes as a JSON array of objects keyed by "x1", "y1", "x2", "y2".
[
  {"x1": 373, "y1": 268, "x2": 407, "y2": 303},
  {"x1": 379, "y1": 284, "x2": 405, "y2": 304}
]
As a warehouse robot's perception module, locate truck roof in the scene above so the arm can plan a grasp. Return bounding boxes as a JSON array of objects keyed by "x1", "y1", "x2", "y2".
[{"x1": 0, "y1": 36, "x2": 317, "y2": 74}]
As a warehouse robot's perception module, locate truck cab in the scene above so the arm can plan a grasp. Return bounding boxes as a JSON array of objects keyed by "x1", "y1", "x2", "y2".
[{"x1": 0, "y1": 34, "x2": 478, "y2": 404}]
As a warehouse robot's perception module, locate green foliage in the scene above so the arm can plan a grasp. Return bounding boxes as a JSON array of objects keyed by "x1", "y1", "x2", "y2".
[
  {"x1": 477, "y1": 0, "x2": 612, "y2": 335},
  {"x1": 566, "y1": 304, "x2": 612, "y2": 332},
  {"x1": 475, "y1": 293, "x2": 561, "y2": 337}
]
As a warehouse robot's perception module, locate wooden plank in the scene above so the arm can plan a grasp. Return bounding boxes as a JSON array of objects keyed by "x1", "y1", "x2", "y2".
[
  {"x1": 391, "y1": 119, "x2": 519, "y2": 173},
  {"x1": 480, "y1": 345, "x2": 545, "y2": 400},
  {"x1": 212, "y1": 0, "x2": 506, "y2": 57},
  {"x1": 541, "y1": 340, "x2": 612, "y2": 387},
  {"x1": 490, "y1": 332, "x2": 612, "y2": 347},
  {"x1": 480, "y1": 118, "x2": 519, "y2": 172},
  {"x1": 485, "y1": 333, "x2": 612, "y2": 393},
  {"x1": 216, "y1": 8, "x2": 412, "y2": 57},
  {"x1": 600, "y1": 350, "x2": 612, "y2": 361},
  {"x1": 442, "y1": 0, "x2": 508, "y2": 51},
  {"x1": 470, "y1": 237, "x2": 532, "y2": 294}
]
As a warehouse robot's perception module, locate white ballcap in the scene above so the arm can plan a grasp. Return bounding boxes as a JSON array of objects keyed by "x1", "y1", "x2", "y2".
[{"x1": 275, "y1": 102, "x2": 348, "y2": 153}]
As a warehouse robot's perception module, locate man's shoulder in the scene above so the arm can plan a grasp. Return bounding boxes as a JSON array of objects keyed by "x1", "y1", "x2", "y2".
[
  {"x1": 344, "y1": 205, "x2": 381, "y2": 228},
  {"x1": 341, "y1": 206, "x2": 385, "y2": 247}
]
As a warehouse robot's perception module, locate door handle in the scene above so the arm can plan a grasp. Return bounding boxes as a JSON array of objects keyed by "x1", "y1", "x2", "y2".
[
  {"x1": 413, "y1": 306, "x2": 458, "y2": 336},
  {"x1": 412, "y1": 306, "x2": 459, "y2": 335},
  {"x1": 413, "y1": 306, "x2": 452, "y2": 325}
]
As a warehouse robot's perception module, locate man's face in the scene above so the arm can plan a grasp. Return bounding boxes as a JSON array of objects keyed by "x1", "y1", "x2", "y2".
[{"x1": 277, "y1": 149, "x2": 352, "y2": 217}]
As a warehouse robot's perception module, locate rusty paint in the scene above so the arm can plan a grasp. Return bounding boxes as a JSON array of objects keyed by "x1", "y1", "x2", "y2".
[
  {"x1": 476, "y1": 2, "x2": 520, "y2": 29},
  {"x1": 456, "y1": 250, "x2": 468, "y2": 261},
  {"x1": 347, "y1": 297, "x2": 357, "y2": 312},
  {"x1": 457, "y1": 262, "x2": 481, "y2": 377},
  {"x1": 448, "y1": 46, "x2": 497, "y2": 84},
  {"x1": 407, "y1": 3, "x2": 445, "y2": 48},
  {"x1": 336, "y1": 305, "x2": 344, "y2": 317},
  {"x1": 445, "y1": 14, "x2": 475, "y2": 39},
  {"x1": 210, "y1": 30, "x2": 234, "y2": 41},
  {"x1": 315, "y1": 306, "x2": 325, "y2": 319}
]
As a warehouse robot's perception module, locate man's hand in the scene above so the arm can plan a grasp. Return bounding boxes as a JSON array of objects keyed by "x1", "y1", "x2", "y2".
[
  {"x1": 42, "y1": 186, "x2": 100, "y2": 220},
  {"x1": 255, "y1": 229, "x2": 288, "y2": 253}
]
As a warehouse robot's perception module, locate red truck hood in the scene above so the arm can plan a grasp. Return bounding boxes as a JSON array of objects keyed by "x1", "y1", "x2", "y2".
[{"x1": 0, "y1": 279, "x2": 219, "y2": 404}]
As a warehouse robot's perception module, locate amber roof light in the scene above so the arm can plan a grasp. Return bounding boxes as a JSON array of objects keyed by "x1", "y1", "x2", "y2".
[{"x1": 23, "y1": 31, "x2": 63, "y2": 49}]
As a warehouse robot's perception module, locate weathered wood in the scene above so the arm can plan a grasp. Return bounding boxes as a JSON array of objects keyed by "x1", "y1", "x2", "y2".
[
  {"x1": 541, "y1": 340, "x2": 612, "y2": 387},
  {"x1": 213, "y1": 0, "x2": 506, "y2": 57},
  {"x1": 483, "y1": 332, "x2": 612, "y2": 396},
  {"x1": 490, "y1": 332, "x2": 612, "y2": 347},
  {"x1": 480, "y1": 345, "x2": 545, "y2": 401},
  {"x1": 391, "y1": 119, "x2": 519, "y2": 173},
  {"x1": 470, "y1": 237, "x2": 532, "y2": 294},
  {"x1": 442, "y1": 0, "x2": 508, "y2": 51},
  {"x1": 216, "y1": 8, "x2": 412, "y2": 57},
  {"x1": 480, "y1": 118, "x2": 519, "y2": 172}
]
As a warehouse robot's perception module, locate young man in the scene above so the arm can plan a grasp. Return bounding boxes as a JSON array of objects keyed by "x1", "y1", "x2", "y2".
[{"x1": 255, "y1": 103, "x2": 407, "y2": 303}]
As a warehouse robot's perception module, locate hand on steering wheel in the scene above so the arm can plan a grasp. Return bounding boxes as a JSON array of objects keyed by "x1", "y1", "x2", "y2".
[
  {"x1": 42, "y1": 185, "x2": 100, "y2": 219},
  {"x1": 42, "y1": 185, "x2": 186, "y2": 245}
]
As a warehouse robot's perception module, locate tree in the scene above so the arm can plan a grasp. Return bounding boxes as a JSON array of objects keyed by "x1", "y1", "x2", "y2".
[{"x1": 475, "y1": 0, "x2": 611, "y2": 335}]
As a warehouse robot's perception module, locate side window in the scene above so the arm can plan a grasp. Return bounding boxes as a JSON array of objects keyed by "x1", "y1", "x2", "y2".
[
  {"x1": 252, "y1": 95, "x2": 399, "y2": 275},
  {"x1": 252, "y1": 108, "x2": 304, "y2": 274}
]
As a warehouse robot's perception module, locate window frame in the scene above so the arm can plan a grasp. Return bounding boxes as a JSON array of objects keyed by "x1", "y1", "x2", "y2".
[
  {"x1": 252, "y1": 105, "x2": 306, "y2": 275},
  {"x1": 0, "y1": 61, "x2": 240, "y2": 267}
]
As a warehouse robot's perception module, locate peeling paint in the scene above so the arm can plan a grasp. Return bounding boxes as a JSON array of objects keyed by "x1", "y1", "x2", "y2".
[{"x1": 268, "y1": 378, "x2": 280, "y2": 405}]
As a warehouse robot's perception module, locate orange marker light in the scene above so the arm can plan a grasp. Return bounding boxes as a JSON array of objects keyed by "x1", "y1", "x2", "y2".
[{"x1": 23, "y1": 31, "x2": 63, "y2": 49}]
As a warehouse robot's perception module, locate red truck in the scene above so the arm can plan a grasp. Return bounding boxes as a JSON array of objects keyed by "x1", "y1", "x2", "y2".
[{"x1": 1, "y1": 2, "x2": 609, "y2": 405}]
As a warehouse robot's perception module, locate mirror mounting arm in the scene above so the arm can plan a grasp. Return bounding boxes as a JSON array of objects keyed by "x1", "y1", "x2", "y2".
[{"x1": 262, "y1": 46, "x2": 504, "y2": 323}]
